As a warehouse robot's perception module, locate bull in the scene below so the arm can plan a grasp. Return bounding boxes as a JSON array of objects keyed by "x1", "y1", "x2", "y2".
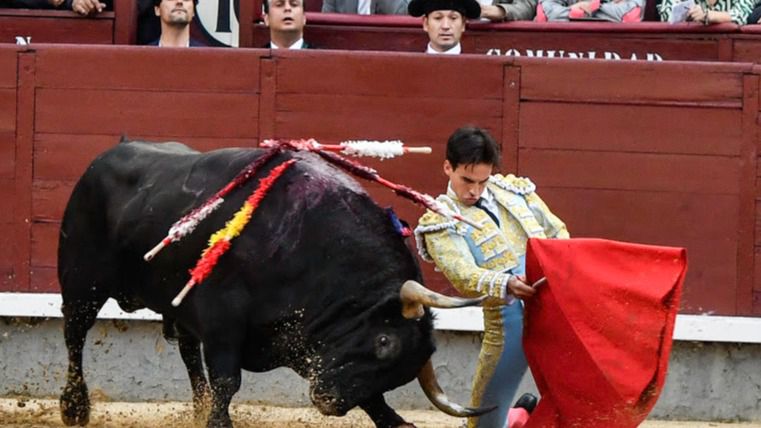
[{"x1": 58, "y1": 141, "x2": 489, "y2": 428}]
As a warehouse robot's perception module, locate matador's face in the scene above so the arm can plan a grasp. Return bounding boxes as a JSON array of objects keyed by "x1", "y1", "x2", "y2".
[{"x1": 443, "y1": 161, "x2": 493, "y2": 206}]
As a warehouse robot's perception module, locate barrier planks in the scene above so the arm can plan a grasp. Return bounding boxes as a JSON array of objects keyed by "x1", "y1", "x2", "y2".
[{"x1": 0, "y1": 48, "x2": 17, "y2": 292}]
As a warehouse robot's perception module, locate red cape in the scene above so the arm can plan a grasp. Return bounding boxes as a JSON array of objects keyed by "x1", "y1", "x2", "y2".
[{"x1": 523, "y1": 238, "x2": 687, "y2": 428}]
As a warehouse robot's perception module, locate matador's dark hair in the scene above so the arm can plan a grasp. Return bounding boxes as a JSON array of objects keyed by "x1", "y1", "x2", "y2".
[{"x1": 446, "y1": 126, "x2": 501, "y2": 170}]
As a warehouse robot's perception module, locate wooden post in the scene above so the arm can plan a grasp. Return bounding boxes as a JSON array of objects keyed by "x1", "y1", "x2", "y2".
[
  {"x1": 740, "y1": 71, "x2": 759, "y2": 315},
  {"x1": 239, "y1": 0, "x2": 259, "y2": 48},
  {"x1": 114, "y1": 0, "x2": 138, "y2": 44}
]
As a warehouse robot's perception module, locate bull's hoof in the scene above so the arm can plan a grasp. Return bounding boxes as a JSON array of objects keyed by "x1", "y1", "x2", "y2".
[
  {"x1": 60, "y1": 382, "x2": 90, "y2": 426},
  {"x1": 206, "y1": 413, "x2": 233, "y2": 428}
]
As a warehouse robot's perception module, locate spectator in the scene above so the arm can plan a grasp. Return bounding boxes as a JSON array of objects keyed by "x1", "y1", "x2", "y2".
[
  {"x1": 3, "y1": 0, "x2": 65, "y2": 8},
  {"x1": 148, "y1": 0, "x2": 204, "y2": 46},
  {"x1": 480, "y1": 0, "x2": 537, "y2": 21},
  {"x1": 536, "y1": 0, "x2": 644, "y2": 21},
  {"x1": 408, "y1": 0, "x2": 481, "y2": 54},
  {"x1": 263, "y1": 0, "x2": 314, "y2": 48},
  {"x1": 322, "y1": 0, "x2": 409, "y2": 14},
  {"x1": 660, "y1": 0, "x2": 752, "y2": 23}
]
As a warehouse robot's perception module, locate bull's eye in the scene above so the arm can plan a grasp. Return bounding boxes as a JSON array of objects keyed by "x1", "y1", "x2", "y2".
[{"x1": 374, "y1": 333, "x2": 400, "y2": 360}]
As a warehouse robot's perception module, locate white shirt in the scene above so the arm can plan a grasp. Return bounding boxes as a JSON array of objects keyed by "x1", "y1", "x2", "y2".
[
  {"x1": 446, "y1": 183, "x2": 499, "y2": 220},
  {"x1": 270, "y1": 38, "x2": 305, "y2": 49},
  {"x1": 425, "y1": 42, "x2": 462, "y2": 55},
  {"x1": 358, "y1": 0, "x2": 372, "y2": 14},
  {"x1": 158, "y1": 39, "x2": 190, "y2": 47}
]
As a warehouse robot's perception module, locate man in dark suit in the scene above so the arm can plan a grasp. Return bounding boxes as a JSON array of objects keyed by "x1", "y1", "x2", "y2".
[
  {"x1": 147, "y1": 0, "x2": 204, "y2": 47},
  {"x1": 263, "y1": 0, "x2": 313, "y2": 49}
]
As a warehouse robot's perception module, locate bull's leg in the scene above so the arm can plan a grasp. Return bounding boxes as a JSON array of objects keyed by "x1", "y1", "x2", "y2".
[
  {"x1": 360, "y1": 394, "x2": 416, "y2": 428},
  {"x1": 60, "y1": 296, "x2": 107, "y2": 426},
  {"x1": 176, "y1": 325, "x2": 211, "y2": 423},
  {"x1": 203, "y1": 343, "x2": 242, "y2": 428}
]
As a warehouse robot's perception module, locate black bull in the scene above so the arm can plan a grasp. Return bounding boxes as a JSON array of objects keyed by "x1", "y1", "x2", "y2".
[{"x1": 58, "y1": 141, "x2": 489, "y2": 428}]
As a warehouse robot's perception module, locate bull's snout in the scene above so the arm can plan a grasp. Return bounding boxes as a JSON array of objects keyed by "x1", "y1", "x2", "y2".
[{"x1": 309, "y1": 385, "x2": 347, "y2": 416}]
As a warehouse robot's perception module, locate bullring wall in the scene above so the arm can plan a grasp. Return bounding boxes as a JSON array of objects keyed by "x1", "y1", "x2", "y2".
[{"x1": 0, "y1": 44, "x2": 759, "y2": 317}]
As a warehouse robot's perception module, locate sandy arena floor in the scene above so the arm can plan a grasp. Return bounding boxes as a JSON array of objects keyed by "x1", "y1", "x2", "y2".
[{"x1": 1, "y1": 398, "x2": 760, "y2": 428}]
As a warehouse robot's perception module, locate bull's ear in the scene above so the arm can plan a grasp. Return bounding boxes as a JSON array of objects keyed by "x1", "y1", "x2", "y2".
[{"x1": 399, "y1": 280, "x2": 485, "y2": 320}]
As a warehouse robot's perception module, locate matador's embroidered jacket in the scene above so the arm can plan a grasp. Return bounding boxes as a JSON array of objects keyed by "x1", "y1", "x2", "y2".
[{"x1": 414, "y1": 174, "x2": 569, "y2": 305}]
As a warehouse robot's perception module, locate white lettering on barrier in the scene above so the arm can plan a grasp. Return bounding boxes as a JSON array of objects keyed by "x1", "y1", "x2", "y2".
[
  {"x1": 15, "y1": 36, "x2": 31, "y2": 45},
  {"x1": 487, "y1": 48, "x2": 664, "y2": 61}
]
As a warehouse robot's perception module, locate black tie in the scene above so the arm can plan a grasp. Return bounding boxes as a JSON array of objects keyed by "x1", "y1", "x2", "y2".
[{"x1": 475, "y1": 198, "x2": 500, "y2": 227}]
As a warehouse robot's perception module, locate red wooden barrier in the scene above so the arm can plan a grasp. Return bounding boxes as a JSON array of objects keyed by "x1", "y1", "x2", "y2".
[
  {"x1": 0, "y1": 47, "x2": 19, "y2": 292},
  {"x1": 0, "y1": 45, "x2": 758, "y2": 317}
]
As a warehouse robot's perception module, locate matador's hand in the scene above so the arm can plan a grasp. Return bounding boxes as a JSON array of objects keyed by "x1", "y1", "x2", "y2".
[{"x1": 508, "y1": 274, "x2": 536, "y2": 300}]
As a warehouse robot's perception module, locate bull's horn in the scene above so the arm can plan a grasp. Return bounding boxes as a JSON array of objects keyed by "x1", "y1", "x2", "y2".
[
  {"x1": 417, "y1": 359, "x2": 496, "y2": 417},
  {"x1": 399, "y1": 280, "x2": 486, "y2": 319}
]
